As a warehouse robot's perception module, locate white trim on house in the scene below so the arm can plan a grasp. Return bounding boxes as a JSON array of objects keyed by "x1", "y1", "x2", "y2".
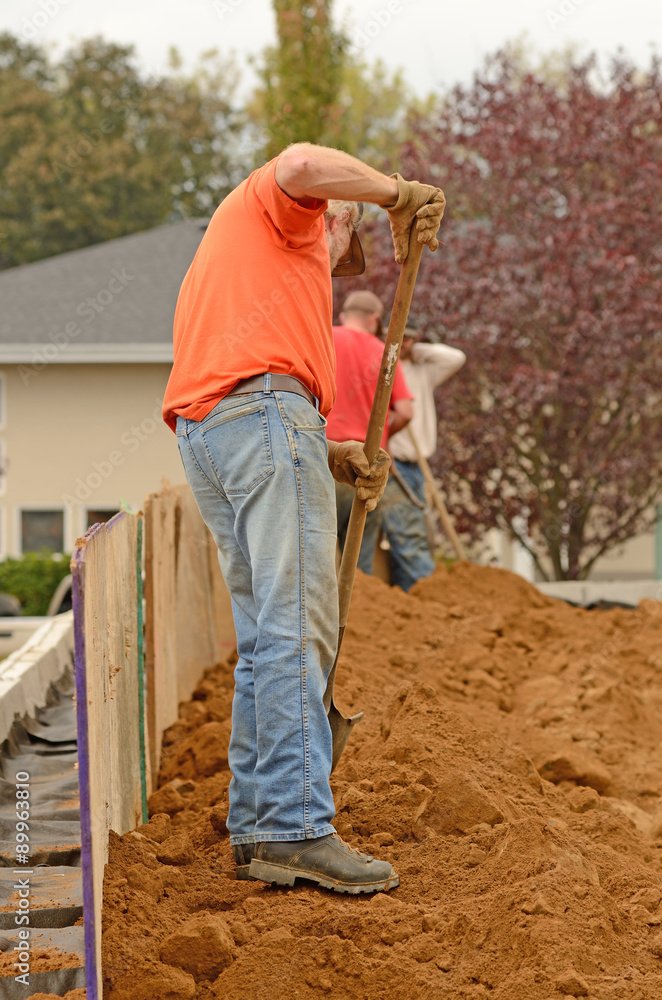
[
  {"x1": 0, "y1": 344, "x2": 173, "y2": 364},
  {"x1": 0, "y1": 439, "x2": 5, "y2": 498},
  {"x1": 0, "y1": 373, "x2": 6, "y2": 430},
  {"x1": 63, "y1": 502, "x2": 85, "y2": 553},
  {"x1": 0, "y1": 505, "x2": 5, "y2": 560}
]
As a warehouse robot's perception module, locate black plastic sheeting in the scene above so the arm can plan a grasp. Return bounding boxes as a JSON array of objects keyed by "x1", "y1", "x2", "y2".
[{"x1": 0, "y1": 671, "x2": 84, "y2": 997}]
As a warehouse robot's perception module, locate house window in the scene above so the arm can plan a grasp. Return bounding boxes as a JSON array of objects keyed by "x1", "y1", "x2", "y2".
[
  {"x1": 86, "y1": 509, "x2": 119, "y2": 529},
  {"x1": 21, "y1": 510, "x2": 64, "y2": 554}
]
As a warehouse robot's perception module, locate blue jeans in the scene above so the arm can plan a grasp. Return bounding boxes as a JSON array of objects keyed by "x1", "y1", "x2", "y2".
[
  {"x1": 335, "y1": 481, "x2": 380, "y2": 574},
  {"x1": 380, "y1": 459, "x2": 435, "y2": 592},
  {"x1": 176, "y1": 387, "x2": 338, "y2": 845}
]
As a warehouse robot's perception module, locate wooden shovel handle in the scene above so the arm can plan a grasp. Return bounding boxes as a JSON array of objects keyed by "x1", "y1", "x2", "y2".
[
  {"x1": 406, "y1": 426, "x2": 467, "y2": 561},
  {"x1": 337, "y1": 227, "x2": 425, "y2": 631}
]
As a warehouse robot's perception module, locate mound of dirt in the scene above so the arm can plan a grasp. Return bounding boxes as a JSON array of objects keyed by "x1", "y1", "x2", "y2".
[
  {"x1": 0, "y1": 947, "x2": 82, "y2": 978},
  {"x1": 102, "y1": 563, "x2": 662, "y2": 1000},
  {"x1": 30, "y1": 992, "x2": 87, "y2": 1000}
]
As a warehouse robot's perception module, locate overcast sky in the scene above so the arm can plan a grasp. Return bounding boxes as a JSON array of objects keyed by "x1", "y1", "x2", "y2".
[{"x1": 3, "y1": 0, "x2": 660, "y2": 95}]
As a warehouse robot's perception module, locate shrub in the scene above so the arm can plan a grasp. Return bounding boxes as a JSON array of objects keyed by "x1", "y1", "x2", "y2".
[{"x1": 0, "y1": 552, "x2": 71, "y2": 616}]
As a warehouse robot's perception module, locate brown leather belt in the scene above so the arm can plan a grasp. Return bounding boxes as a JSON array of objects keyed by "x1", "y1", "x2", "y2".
[{"x1": 226, "y1": 373, "x2": 316, "y2": 407}]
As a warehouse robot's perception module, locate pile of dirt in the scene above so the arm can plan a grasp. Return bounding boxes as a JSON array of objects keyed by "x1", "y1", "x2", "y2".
[
  {"x1": 30, "y1": 992, "x2": 86, "y2": 1000},
  {"x1": 102, "y1": 563, "x2": 662, "y2": 999},
  {"x1": 0, "y1": 947, "x2": 82, "y2": 977}
]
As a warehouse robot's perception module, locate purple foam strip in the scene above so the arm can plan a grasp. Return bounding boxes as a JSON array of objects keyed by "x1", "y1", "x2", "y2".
[
  {"x1": 73, "y1": 512, "x2": 128, "y2": 1000},
  {"x1": 105, "y1": 510, "x2": 127, "y2": 532},
  {"x1": 71, "y1": 530, "x2": 98, "y2": 1000}
]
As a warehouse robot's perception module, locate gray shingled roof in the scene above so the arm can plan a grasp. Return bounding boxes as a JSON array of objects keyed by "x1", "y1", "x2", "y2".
[{"x1": 0, "y1": 219, "x2": 207, "y2": 362}]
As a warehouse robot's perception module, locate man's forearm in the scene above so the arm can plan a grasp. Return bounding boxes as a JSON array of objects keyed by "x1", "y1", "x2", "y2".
[
  {"x1": 276, "y1": 143, "x2": 398, "y2": 206},
  {"x1": 388, "y1": 398, "x2": 413, "y2": 438},
  {"x1": 388, "y1": 411, "x2": 411, "y2": 437},
  {"x1": 413, "y1": 343, "x2": 467, "y2": 386}
]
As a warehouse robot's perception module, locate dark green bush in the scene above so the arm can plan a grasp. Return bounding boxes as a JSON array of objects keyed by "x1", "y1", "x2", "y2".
[{"x1": 0, "y1": 552, "x2": 71, "y2": 616}]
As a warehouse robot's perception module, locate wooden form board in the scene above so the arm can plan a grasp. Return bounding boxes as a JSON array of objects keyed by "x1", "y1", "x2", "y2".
[
  {"x1": 143, "y1": 481, "x2": 235, "y2": 787},
  {"x1": 72, "y1": 512, "x2": 145, "y2": 1000}
]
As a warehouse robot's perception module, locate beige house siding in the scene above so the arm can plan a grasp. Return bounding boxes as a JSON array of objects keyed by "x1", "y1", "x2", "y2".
[
  {"x1": 0, "y1": 362, "x2": 183, "y2": 556},
  {"x1": 586, "y1": 528, "x2": 657, "y2": 582}
]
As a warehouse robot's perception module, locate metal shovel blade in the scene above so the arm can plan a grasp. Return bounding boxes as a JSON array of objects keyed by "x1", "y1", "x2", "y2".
[{"x1": 328, "y1": 701, "x2": 364, "y2": 772}]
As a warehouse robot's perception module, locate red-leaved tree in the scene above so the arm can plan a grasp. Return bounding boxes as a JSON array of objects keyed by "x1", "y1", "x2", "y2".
[{"x1": 350, "y1": 51, "x2": 662, "y2": 580}]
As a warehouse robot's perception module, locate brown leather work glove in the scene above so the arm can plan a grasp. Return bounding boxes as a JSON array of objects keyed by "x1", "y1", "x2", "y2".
[
  {"x1": 328, "y1": 441, "x2": 391, "y2": 513},
  {"x1": 381, "y1": 173, "x2": 446, "y2": 264}
]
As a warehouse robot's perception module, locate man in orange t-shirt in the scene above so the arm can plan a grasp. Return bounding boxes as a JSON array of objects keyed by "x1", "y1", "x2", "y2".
[
  {"x1": 163, "y1": 142, "x2": 446, "y2": 893},
  {"x1": 326, "y1": 290, "x2": 413, "y2": 573}
]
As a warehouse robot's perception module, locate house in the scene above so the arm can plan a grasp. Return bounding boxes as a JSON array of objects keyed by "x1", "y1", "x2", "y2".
[{"x1": 0, "y1": 220, "x2": 206, "y2": 556}]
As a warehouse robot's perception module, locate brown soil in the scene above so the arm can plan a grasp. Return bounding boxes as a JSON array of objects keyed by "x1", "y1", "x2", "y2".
[
  {"x1": 102, "y1": 563, "x2": 662, "y2": 1000},
  {"x1": 30, "y1": 992, "x2": 86, "y2": 1000},
  {"x1": 0, "y1": 946, "x2": 82, "y2": 976}
]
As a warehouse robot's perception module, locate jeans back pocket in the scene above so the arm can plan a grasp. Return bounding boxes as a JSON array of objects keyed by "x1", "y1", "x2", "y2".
[{"x1": 199, "y1": 401, "x2": 275, "y2": 495}]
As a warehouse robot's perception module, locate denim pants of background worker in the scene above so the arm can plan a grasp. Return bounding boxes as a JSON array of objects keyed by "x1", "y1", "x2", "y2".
[
  {"x1": 335, "y1": 481, "x2": 381, "y2": 574},
  {"x1": 379, "y1": 459, "x2": 435, "y2": 592},
  {"x1": 176, "y1": 385, "x2": 338, "y2": 845}
]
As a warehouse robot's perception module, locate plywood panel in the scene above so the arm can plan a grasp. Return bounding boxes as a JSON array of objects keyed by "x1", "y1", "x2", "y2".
[
  {"x1": 72, "y1": 488, "x2": 236, "y2": 999},
  {"x1": 72, "y1": 512, "x2": 143, "y2": 1000},
  {"x1": 143, "y1": 482, "x2": 236, "y2": 787},
  {"x1": 144, "y1": 488, "x2": 178, "y2": 783},
  {"x1": 174, "y1": 484, "x2": 217, "y2": 701}
]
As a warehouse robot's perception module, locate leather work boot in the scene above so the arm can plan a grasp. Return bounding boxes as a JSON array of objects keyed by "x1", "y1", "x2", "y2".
[
  {"x1": 249, "y1": 833, "x2": 399, "y2": 894},
  {"x1": 232, "y1": 843, "x2": 257, "y2": 880}
]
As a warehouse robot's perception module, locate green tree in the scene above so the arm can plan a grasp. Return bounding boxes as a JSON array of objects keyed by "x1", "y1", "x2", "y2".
[
  {"x1": 249, "y1": 46, "x2": 427, "y2": 169},
  {"x1": 256, "y1": 0, "x2": 346, "y2": 159},
  {"x1": 0, "y1": 34, "x2": 244, "y2": 269},
  {"x1": 337, "y1": 58, "x2": 434, "y2": 169}
]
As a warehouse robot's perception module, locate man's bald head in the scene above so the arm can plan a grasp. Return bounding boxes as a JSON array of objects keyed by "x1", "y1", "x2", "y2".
[{"x1": 340, "y1": 289, "x2": 384, "y2": 336}]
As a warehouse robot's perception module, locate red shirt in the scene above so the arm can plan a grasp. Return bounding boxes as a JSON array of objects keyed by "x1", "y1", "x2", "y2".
[
  {"x1": 325, "y1": 325, "x2": 412, "y2": 450},
  {"x1": 163, "y1": 156, "x2": 336, "y2": 431}
]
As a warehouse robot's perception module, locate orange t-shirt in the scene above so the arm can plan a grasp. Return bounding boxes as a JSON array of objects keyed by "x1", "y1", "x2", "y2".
[{"x1": 162, "y1": 156, "x2": 336, "y2": 431}]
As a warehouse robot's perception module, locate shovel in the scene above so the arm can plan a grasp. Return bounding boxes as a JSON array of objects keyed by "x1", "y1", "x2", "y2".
[
  {"x1": 406, "y1": 425, "x2": 467, "y2": 561},
  {"x1": 324, "y1": 224, "x2": 425, "y2": 772}
]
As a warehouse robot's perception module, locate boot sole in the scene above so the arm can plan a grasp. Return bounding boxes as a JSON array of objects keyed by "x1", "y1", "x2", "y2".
[
  {"x1": 249, "y1": 859, "x2": 399, "y2": 894},
  {"x1": 236, "y1": 865, "x2": 257, "y2": 881}
]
